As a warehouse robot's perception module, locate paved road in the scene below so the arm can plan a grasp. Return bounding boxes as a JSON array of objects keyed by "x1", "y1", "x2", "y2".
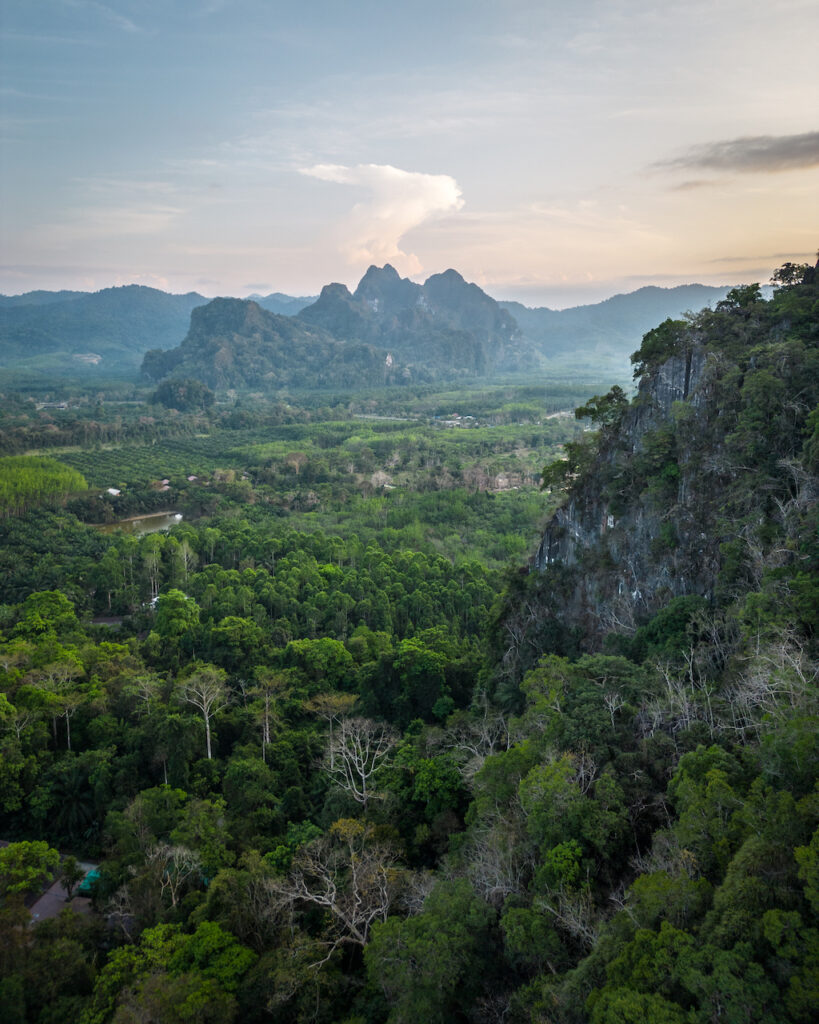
[{"x1": 29, "y1": 860, "x2": 97, "y2": 922}]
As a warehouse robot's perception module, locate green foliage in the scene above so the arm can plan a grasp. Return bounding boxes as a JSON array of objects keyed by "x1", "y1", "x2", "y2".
[
  {"x1": 575, "y1": 386, "x2": 629, "y2": 427},
  {"x1": 155, "y1": 589, "x2": 201, "y2": 639},
  {"x1": 153, "y1": 378, "x2": 215, "y2": 412},
  {"x1": 771, "y1": 261, "x2": 813, "y2": 289},
  {"x1": 614, "y1": 594, "x2": 707, "y2": 662},
  {"x1": 365, "y1": 879, "x2": 495, "y2": 1023},
  {"x1": 265, "y1": 820, "x2": 323, "y2": 873},
  {"x1": 0, "y1": 266, "x2": 816, "y2": 1023},
  {"x1": 542, "y1": 432, "x2": 598, "y2": 490},
  {"x1": 716, "y1": 282, "x2": 763, "y2": 311},
  {"x1": 630, "y1": 319, "x2": 688, "y2": 379},
  {"x1": 84, "y1": 921, "x2": 255, "y2": 1024},
  {"x1": 0, "y1": 455, "x2": 88, "y2": 516},
  {"x1": 667, "y1": 746, "x2": 747, "y2": 877},
  {"x1": 13, "y1": 589, "x2": 80, "y2": 639},
  {"x1": 0, "y1": 840, "x2": 60, "y2": 898}
]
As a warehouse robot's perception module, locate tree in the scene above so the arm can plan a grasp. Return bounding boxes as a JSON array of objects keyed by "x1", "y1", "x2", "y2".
[
  {"x1": 250, "y1": 667, "x2": 292, "y2": 764},
  {"x1": 273, "y1": 819, "x2": 402, "y2": 959},
  {"x1": 717, "y1": 282, "x2": 763, "y2": 312},
  {"x1": 208, "y1": 615, "x2": 263, "y2": 673},
  {"x1": 323, "y1": 716, "x2": 396, "y2": 811},
  {"x1": 178, "y1": 665, "x2": 228, "y2": 759},
  {"x1": 13, "y1": 590, "x2": 79, "y2": 640},
  {"x1": 142, "y1": 534, "x2": 165, "y2": 602},
  {"x1": 23, "y1": 651, "x2": 84, "y2": 747},
  {"x1": 541, "y1": 433, "x2": 599, "y2": 491},
  {"x1": 771, "y1": 261, "x2": 812, "y2": 290},
  {"x1": 59, "y1": 855, "x2": 86, "y2": 900},
  {"x1": 0, "y1": 841, "x2": 60, "y2": 902},
  {"x1": 153, "y1": 377, "x2": 215, "y2": 412},
  {"x1": 574, "y1": 386, "x2": 628, "y2": 428},
  {"x1": 306, "y1": 691, "x2": 358, "y2": 771},
  {"x1": 146, "y1": 843, "x2": 202, "y2": 908},
  {"x1": 170, "y1": 797, "x2": 235, "y2": 878},
  {"x1": 198, "y1": 851, "x2": 281, "y2": 952},
  {"x1": 95, "y1": 547, "x2": 125, "y2": 612},
  {"x1": 85, "y1": 921, "x2": 254, "y2": 1024},
  {"x1": 283, "y1": 636, "x2": 355, "y2": 692},
  {"x1": 155, "y1": 589, "x2": 200, "y2": 636},
  {"x1": 365, "y1": 878, "x2": 495, "y2": 1024}
]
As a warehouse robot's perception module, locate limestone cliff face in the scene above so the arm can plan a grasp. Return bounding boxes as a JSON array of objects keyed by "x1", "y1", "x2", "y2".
[
  {"x1": 519, "y1": 266, "x2": 817, "y2": 669},
  {"x1": 299, "y1": 264, "x2": 538, "y2": 374},
  {"x1": 534, "y1": 344, "x2": 717, "y2": 644}
]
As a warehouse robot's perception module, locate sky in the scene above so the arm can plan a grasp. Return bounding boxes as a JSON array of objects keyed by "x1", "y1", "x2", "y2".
[{"x1": 0, "y1": 0, "x2": 817, "y2": 308}]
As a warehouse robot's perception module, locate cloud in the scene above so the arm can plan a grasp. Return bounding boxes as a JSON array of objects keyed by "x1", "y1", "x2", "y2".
[
  {"x1": 300, "y1": 163, "x2": 463, "y2": 274},
  {"x1": 657, "y1": 131, "x2": 819, "y2": 174}
]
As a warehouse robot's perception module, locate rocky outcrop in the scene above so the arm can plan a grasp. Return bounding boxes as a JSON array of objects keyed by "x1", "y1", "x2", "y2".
[
  {"x1": 298, "y1": 264, "x2": 538, "y2": 374},
  {"x1": 141, "y1": 297, "x2": 406, "y2": 390},
  {"x1": 534, "y1": 342, "x2": 718, "y2": 643}
]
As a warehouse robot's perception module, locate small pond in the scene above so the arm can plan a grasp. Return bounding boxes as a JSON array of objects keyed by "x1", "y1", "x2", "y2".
[{"x1": 94, "y1": 510, "x2": 183, "y2": 536}]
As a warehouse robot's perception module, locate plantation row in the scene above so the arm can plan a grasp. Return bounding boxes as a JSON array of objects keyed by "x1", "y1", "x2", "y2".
[
  {"x1": 51, "y1": 417, "x2": 576, "y2": 491},
  {"x1": 0, "y1": 455, "x2": 88, "y2": 516}
]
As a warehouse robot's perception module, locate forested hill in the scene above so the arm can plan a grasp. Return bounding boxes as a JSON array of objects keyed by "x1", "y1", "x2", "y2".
[
  {"x1": 0, "y1": 285, "x2": 208, "y2": 371},
  {"x1": 501, "y1": 283, "x2": 742, "y2": 357},
  {"x1": 144, "y1": 265, "x2": 540, "y2": 387},
  {"x1": 475, "y1": 259, "x2": 819, "y2": 1019},
  {"x1": 141, "y1": 297, "x2": 417, "y2": 389}
]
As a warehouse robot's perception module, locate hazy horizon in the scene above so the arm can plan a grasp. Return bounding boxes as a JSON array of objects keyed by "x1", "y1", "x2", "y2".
[{"x1": 0, "y1": 265, "x2": 757, "y2": 313}]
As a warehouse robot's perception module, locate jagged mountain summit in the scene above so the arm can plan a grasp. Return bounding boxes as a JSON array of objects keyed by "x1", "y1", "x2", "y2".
[
  {"x1": 297, "y1": 264, "x2": 535, "y2": 374},
  {"x1": 143, "y1": 265, "x2": 541, "y2": 388}
]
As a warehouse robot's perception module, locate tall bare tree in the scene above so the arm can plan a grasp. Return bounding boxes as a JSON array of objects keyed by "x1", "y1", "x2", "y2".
[
  {"x1": 306, "y1": 692, "x2": 358, "y2": 770},
  {"x1": 322, "y1": 716, "x2": 395, "y2": 811},
  {"x1": 253, "y1": 667, "x2": 294, "y2": 763},
  {"x1": 272, "y1": 819, "x2": 402, "y2": 961},
  {"x1": 178, "y1": 665, "x2": 228, "y2": 759}
]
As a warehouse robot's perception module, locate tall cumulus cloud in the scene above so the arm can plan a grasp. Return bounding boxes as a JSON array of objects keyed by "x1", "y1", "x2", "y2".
[{"x1": 300, "y1": 163, "x2": 464, "y2": 275}]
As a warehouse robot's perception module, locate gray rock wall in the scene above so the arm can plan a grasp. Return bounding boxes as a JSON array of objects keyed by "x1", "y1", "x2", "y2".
[{"x1": 534, "y1": 342, "x2": 718, "y2": 644}]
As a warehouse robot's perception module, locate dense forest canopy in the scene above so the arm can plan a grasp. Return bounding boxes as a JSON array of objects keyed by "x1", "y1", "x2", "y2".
[
  {"x1": 0, "y1": 456, "x2": 88, "y2": 518},
  {"x1": 0, "y1": 259, "x2": 817, "y2": 1024}
]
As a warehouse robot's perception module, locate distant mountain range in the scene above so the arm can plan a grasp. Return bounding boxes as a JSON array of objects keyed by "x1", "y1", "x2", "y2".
[
  {"x1": 500, "y1": 284, "x2": 751, "y2": 356},
  {"x1": 0, "y1": 285, "x2": 208, "y2": 373},
  {"x1": 0, "y1": 271, "x2": 749, "y2": 385},
  {"x1": 248, "y1": 292, "x2": 318, "y2": 317}
]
